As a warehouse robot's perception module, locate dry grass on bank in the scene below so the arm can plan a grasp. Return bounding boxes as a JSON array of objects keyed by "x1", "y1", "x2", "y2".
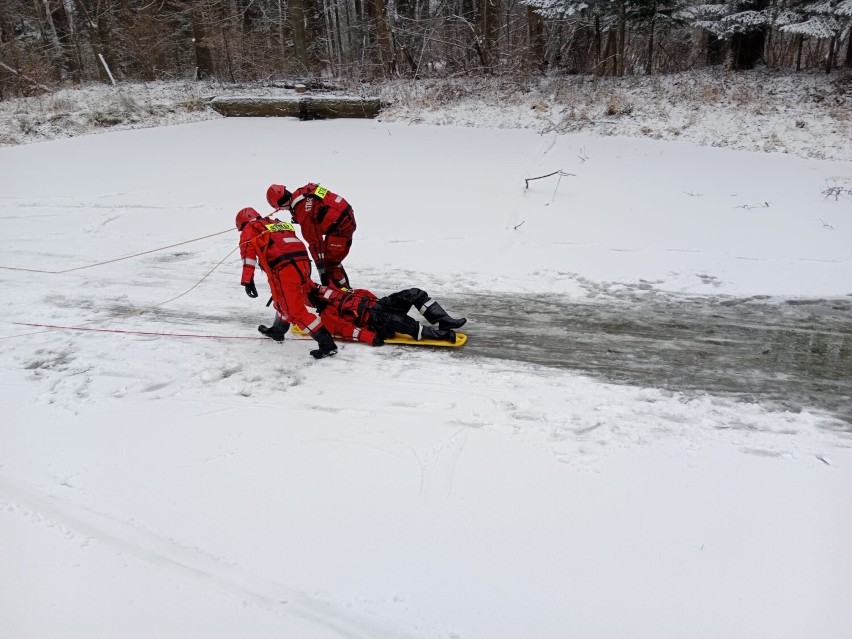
[{"x1": 0, "y1": 69, "x2": 849, "y2": 161}]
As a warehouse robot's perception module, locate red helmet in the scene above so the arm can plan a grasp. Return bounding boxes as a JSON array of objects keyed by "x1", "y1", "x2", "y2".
[
  {"x1": 235, "y1": 207, "x2": 260, "y2": 231},
  {"x1": 266, "y1": 184, "x2": 292, "y2": 210}
]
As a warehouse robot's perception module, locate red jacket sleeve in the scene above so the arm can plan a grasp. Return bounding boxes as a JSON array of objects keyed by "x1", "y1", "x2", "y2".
[
  {"x1": 239, "y1": 227, "x2": 258, "y2": 285},
  {"x1": 293, "y1": 199, "x2": 324, "y2": 265},
  {"x1": 315, "y1": 284, "x2": 344, "y2": 306},
  {"x1": 319, "y1": 306, "x2": 378, "y2": 345}
]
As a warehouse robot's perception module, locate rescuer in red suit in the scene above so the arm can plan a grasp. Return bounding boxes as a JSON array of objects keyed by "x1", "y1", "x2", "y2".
[
  {"x1": 235, "y1": 206, "x2": 338, "y2": 359},
  {"x1": 308, "y1": 284, "x2": 466, "y2": 344},
  {"x1": 266, "y1": 183, "x2": 356, "y2": 289}
]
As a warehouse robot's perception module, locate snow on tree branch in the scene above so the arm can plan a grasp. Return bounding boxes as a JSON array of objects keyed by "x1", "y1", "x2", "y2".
[
  {"x1": 834, "y1": 0, "x2": 852, "y2": 16},
  {"x1": 780, "y1": 16, "x2": 841, "y2": 37}
]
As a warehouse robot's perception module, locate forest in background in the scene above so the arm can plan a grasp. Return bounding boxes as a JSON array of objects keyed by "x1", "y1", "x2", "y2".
[{"x1": 1, "y1": 0, "x2": 850, "y2": 98}]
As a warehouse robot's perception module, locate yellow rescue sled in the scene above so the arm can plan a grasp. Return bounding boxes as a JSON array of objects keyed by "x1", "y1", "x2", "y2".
[{"x1": 290, "y1": 325, "x2": 467, "y2": 347}]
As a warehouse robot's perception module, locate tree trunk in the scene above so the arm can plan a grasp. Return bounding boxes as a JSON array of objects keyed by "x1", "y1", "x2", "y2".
[
  {"x1": 305, "y1": 0, "x2": 325, "y2": 67},
  {"x1": 320, "y1": 0, "x2": 335, "y2": 66},
  {"x1": 333, "y1": 1, "x2": 345, "y2": 66},
  {"x1": 706, "y1": 31, "x2": 723, "y2": 65},
  {"x1": 601, "y1": 27, "x2": 615, "y2": 75},
  {"x1": 43, "y1": 0, "x2": 80, "y2": 82},
  {"x1": 72, "y1": 0, "x2": 111, "y2": 83},
  {"x1": 277, "y1": 0, "x2": 287, "y2": 71},
  {"x1": 646, "y1": 16, "x2": 655, "y2": 75},
  {"x1": 618, "y1": 1, "x2": 626, "y2": 76},
  {"x1": 526, "y1": 6, "x2": 545, "y2": 73},
  {"x1": 95, "y1": 10, "x2": 116, "y2": 80},
  {"x1": 344, "y1": 0, "x2": 355, "y2": 61},
  {"x1": 52, "y1": 0, "x2": 82, "y2": 81},
  {"x1": 190, "y1": 7, "x2": 215, "y2": 80},
  {"x1": 593, "y1": 13, "x2": 601, "y2": 73},
  {"x1": 30, "y1": 0, "x2": 47, "y2": 45},
  {"x1": 222, "y1": 28, "x2": 236, "y2": 82},
  {"x1": 479, "y1": 0, "x2": 500, "y2": 73},
  {"x1": 63, "y1": 0, "x2": 86, "y2": 81},
  {"x1": 488, "y1": 0, "x2": 500, "y2": 72},
  {"x1": 372, "y1": 0, "x2": 393, "y2": 76},
  {"x1": 795, "y1": 33, "x2": 803, "y2": 72},
  {"x1": 0, "y1": 10, "x2": 13, "y2": 45},
  {"x1": 290, "y1": 0, "x2": 308, "y2": 68},
  {"x1": 764, "y1": 25, "x2": 773, "y2": 67},
  {"x1": 825, "y1": 34, "x2": 836, "y2": 74},
  {"x1": 845, "y1": 26, "x2": 852, "y2": 68}
]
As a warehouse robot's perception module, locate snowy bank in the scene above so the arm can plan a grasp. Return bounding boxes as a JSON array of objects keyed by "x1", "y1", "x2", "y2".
[{"x1": 1, "y1": 69, "x2": 850, "y2": 161}]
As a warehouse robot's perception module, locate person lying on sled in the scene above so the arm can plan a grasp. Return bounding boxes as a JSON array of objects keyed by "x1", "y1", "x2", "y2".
[
  {"x1": 314, "y1": 284, "x2": 466, "y2": 345},
  {"x1": 258, "y1": 284, "x2": 466, "y2": 345}
]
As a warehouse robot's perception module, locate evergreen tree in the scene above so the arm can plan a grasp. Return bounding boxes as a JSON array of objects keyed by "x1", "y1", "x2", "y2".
[
  {"x1": 680, "y1": 0, "x2": 772, "y2": 69},
  {"x1": 777, "y1": 0, "x2": 852, "y2": 71}
]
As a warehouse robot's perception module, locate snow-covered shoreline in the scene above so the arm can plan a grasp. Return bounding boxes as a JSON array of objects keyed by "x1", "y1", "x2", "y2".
[{"x1": 2, "y1": 68, "x2": 850, "y2": 161}]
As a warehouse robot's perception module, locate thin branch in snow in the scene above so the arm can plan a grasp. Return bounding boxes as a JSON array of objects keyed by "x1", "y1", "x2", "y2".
[
  {"x1": 551, "y1": 173, "x2": 566, "y2": 204},
  {"x1": 736, "y1": 201, "x2": 771, "y2": 210},
  {"x1": 524, "y1": 170, "x2": 576, "y2": 189},
  {"x1": 821, "y1": 185, "x2": 852, "y2": 201}
]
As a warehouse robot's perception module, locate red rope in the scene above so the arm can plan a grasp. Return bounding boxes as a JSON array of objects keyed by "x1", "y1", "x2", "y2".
[
  {"x1": 0, "y1": 228, "x2": 234, "y2": 274},
  {"x1": 11, "y1": 322, "x2": 312, "y2": 341}
]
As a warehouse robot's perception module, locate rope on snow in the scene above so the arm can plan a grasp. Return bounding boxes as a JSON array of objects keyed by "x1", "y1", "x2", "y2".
[
  {"x1": 11, "y1": 322, "x2": 315, "y2": 341},
  {"x1": 0, "y1": 228, "x2": 234, "y2": 274}
]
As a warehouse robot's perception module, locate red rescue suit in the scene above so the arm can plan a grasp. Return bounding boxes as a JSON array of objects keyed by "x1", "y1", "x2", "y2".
[
  {"x1": 310, "y1": 285, "x2": 426, "y2": 340},
  {"x1": 289, "y1": 183, "x2": 356, "y2": 286},
  {"x1": 313, "y1": 286, "x2": 378, "y2": 327},
  {"x1": 239, "y1": 217, "x2": 322, "y2": 335},
  {"x1": 314, "y1": 303, "x2": 379, "y2": 345}
]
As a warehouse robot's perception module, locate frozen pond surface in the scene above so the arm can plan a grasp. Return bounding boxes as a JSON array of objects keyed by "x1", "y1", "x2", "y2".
[{"x1": 451, "y1": 292, "x2": 852, "y2": 427}]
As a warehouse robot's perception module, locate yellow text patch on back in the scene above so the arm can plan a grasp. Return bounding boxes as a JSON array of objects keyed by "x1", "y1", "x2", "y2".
[{"x1": 266, "y1": 221, "x2": 295, "y2": 232}]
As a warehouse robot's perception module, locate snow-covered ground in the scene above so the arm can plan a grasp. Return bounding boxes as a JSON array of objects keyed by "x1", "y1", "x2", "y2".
[{"x1": 1, "y1": 76, "x2": 852, "y2": 638}]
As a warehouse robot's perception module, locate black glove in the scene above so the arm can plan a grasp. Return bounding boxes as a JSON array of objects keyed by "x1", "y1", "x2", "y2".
[
  {"x1": 372, "y1": 334, "x2": 385, "y2": 347},
  {"x1": 244, "y1": 280, "x2": 258, "y2": 298},
  {"x1": 319, "y1": 272, "x2": 330, "y2": 286}
]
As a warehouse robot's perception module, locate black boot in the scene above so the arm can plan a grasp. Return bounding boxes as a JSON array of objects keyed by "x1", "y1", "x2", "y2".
[
  {"x1": 258, "y1": 316, "x2": 290, "y2": 342},
  {"x1": 310, "y1": 326, "x2": 338, "y2": 359},
  {"x1": 420, "y1": 326, "x2": 457, "y2": 344},
  {"x1": 421, "y1": 300, "x2": 466, "y2": 330}
]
